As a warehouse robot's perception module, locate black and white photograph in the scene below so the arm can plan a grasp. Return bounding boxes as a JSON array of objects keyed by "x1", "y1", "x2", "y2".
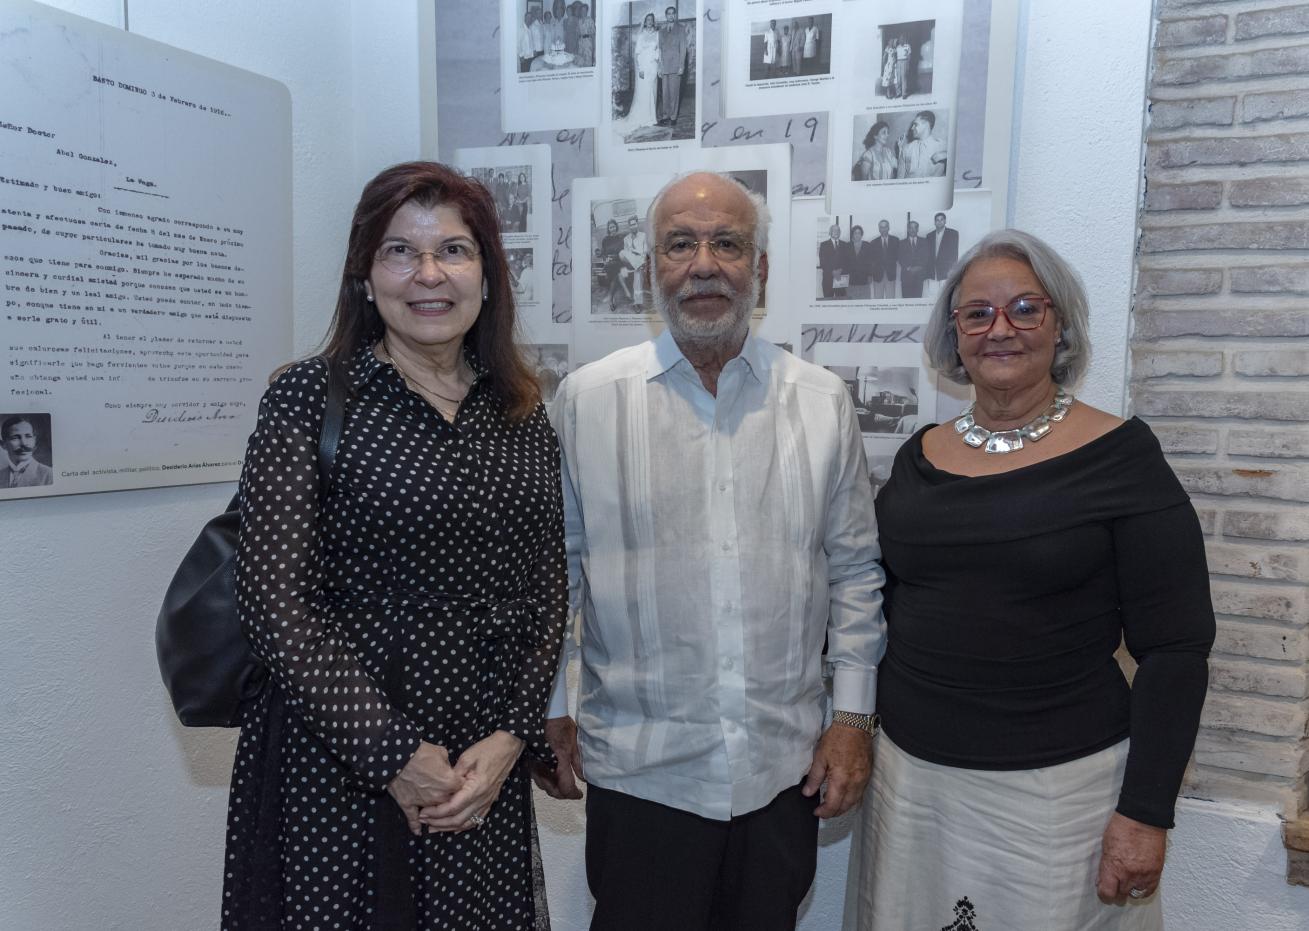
[
  {"x1": 1, "y1": 412, "x2": 55, "y2": 488},
  {"x1": 746, "y1": 13, "x2": 832, "y2": 82},
  {"x1": 512, "y1": 0, "x2": 597, "y2": 74},
  {"x1": 814, "y1": 215, "x2": 907, "y2": 302},
  {"x1": 876, "y1": 19, "x2": 935, "y2": 100},
  {"x1": 801, "y1": 324, "x2": 936, "y2": 448},
  {"x1": 831, "y1": 1, "x2": 962, "y2": 217},
  {"x1": 505, "y1": 247, "x2": 540, "y2": 305},
  {"x1": 608, "y1": 2, "x2": 697, "y2": 144},
  {"x1": 827, "y1": 365, "x2": 921, "y2": 435},
  {"x1": 498, "y1": 0, "x2": 603, "y2": 132},
  {"x1": 589, "y1": 197, "x2": 652, "y2": 315},
  {"x1": 726, "y1": 168, "x2": 767, "y2": 201},
  {"x1": 724, "y1": 168, "x2": 768, "y2": 308},
  {"x1": 523, "y1": 343, "x2": 571, "y2": 401},
  {"x1": 867, "y1": 452, "x2": 895, "y2": 499},
  {"x1": 811, "y1": 206, "x2": 966, "y2": 302},
  {"x1": 468, "y1": 165, "x2": 534, "y2": 233},
  {"x1": 851, "y1": 108, "x2": 950, "y2": 182}
]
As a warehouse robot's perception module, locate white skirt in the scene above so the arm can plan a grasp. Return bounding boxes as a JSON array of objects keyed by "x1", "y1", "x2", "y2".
[{"x1": 844, "y1": 735, "x2": 1162, "y2": 931}]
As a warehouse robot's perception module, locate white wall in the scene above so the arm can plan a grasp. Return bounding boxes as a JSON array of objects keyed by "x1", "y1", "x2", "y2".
[
  {"x1": 0, "y1": 1, "x2": 421, "y2": 929},
  {"x1": 1167, "y1": 798, "x2": 1309, "y2": 931},
  {"x1": 1006, "y1": 0, "x2": 1147, "y2": 416},
  {"x1": 3, "y1": 1, "x2": 1305, "y2": 929}
]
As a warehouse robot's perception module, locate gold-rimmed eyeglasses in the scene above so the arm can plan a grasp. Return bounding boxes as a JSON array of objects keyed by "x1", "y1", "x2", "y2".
[
  {"x1": 654, "y1": 235, "x2": 755, "y2": 264},
  {"x1": 375, "y1": 241, "x2": 481, "y2": 276},
  {"x1": 951, "y1": 296, "x2": 1052, "y2": 336}
]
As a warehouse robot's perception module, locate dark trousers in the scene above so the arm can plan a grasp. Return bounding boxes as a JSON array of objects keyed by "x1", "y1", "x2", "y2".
[
  {"x1": 586, "y1": 782, "x2": 819, "y2": 931},
  {"x1": 658, "y1": 72, "x2": 683, "y2": 122}
]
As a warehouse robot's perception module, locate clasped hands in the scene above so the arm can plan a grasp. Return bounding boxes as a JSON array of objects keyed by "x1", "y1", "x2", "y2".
[{"x1": 387, "y1": 730, "x2": 524, "y2": 837}]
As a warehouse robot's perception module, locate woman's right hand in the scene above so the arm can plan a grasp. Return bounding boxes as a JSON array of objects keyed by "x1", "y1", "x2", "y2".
[{"x1": 387, "y1": 741, "x2": 462, "y2": 836}]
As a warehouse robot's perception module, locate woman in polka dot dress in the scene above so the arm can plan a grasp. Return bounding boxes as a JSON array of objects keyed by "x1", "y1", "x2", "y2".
[{"x1": 221, "y1": 161, "x2": 568, "y2": 930}]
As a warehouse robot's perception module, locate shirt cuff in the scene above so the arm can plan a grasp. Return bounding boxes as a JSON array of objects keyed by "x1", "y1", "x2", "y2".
[
  {"x1": 1115, "y1": 791, "x2": 1176, "y2": 830},
  {"x1": 833, "y1": 666, "x2": 877, "y2": 716},
  {"x1": 546, "y1": 643, "x2": 571, "y2": 719}
]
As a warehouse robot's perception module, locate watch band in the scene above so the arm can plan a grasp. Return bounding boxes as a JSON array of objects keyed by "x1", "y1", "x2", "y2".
[{"x1": 832, "y1": 710, "x2": 880, "y2": 734}]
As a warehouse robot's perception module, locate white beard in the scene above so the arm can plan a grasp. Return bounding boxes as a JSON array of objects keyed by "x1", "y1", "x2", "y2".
[{"x1": 652, "y1": 263, "x2": 760, "y2": 353}]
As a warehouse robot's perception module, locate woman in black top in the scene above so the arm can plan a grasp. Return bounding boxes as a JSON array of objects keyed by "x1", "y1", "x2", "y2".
[
  {"x1": 222, "y1": 161, "x2": 567, "y2": 930},
  {"x1": 847, "y1": 230, "x2": 1213, "y2": 930}
]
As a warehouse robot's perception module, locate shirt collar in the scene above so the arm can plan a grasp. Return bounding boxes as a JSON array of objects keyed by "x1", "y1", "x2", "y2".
[{"x1": 647, "y1": 329, "x2": 764, "y2": 384}]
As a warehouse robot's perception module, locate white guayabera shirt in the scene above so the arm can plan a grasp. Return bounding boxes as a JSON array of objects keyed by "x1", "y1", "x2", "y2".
[{"x1": 548, "y1": 330, "x2": 887, "y2": 820}]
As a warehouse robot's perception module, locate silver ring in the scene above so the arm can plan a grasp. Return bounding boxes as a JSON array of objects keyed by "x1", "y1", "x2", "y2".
[
  {"x1": 1128, "y1": 887, "x2": 1147, "y2": 899},
  {"x1": 469, "y1": 813, "x2": 485, "y2": 827}
]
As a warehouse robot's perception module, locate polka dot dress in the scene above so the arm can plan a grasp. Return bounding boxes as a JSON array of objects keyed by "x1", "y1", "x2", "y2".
[{"x1": 221, "y1": 344, "x2": 567, "y2": 930}]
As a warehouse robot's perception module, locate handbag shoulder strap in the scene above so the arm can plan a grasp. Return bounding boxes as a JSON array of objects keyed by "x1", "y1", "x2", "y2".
[{"x1": 315, "y1": 354, "x2": 348, "y2": 502}]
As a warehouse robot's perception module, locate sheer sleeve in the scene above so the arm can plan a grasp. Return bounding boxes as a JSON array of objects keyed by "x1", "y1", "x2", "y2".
[
  {"x1": 492, "y1": 405, "x2": 570, "y2": 761},
  {"x1": 235, "y1": 359, "x2": 421, "y2": 790},
  {"x1": 1113, "y1": 500, "x2": 1215, "y2": 828}
]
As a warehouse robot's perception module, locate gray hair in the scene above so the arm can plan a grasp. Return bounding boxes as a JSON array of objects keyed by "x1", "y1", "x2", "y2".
[
  {"x1": 923, "y1": 228, "x2": 1091, "y2": 386},
  {"x1": 644, "y1": 171, "x2": 771, "y2": 260}
]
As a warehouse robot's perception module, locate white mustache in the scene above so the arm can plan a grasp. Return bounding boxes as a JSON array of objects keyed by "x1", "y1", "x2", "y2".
[{"x1": 676, "y1": 281, "x2": 735, "y2": 302}]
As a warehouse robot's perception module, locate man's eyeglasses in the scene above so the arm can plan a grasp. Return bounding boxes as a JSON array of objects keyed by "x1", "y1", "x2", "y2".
[
  {"x1": 375, "y1": 241, "x2": 481, "y2": 276},
  {"x1": 654, "y1": 235, "x2": 755, "y2": 264},
  {"x1": 950, "y1": 296, "x2": 1052, "y2": 336}
]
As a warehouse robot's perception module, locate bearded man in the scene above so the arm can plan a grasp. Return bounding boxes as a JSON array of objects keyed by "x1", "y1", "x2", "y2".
[{"x1": 536, "y1": 172, "x2": 886, "y2": 931}]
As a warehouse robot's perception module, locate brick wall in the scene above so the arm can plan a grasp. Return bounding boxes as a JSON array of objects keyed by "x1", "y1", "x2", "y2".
[{"x1": 1135, "y1": 0, "x2": 1309, "y2": 821}]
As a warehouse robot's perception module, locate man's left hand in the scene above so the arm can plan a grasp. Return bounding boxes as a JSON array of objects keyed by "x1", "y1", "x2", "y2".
[{"x1": 802, "y1": 723, "x2": 873, "y2": 818}]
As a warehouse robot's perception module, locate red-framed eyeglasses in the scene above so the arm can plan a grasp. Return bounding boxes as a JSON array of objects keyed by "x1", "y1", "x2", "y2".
[{"x1": 950, "y1": 296, "x2": 1053, "y2": 335}]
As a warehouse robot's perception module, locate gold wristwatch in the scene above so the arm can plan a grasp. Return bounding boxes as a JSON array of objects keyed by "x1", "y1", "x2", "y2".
[{"x1": 832, "y1": 710, "x2": 880, "y2": 734}]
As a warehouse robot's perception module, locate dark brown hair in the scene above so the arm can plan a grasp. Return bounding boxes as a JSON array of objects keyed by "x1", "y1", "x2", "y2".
[{"x1": 320, "y1": 160, "x2": 540, "y2": 422}]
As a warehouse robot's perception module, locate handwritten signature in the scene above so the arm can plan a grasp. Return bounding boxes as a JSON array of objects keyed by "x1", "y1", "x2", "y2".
[{"x1": 141, "y1": 406, "x2": 239, "y2": 424}]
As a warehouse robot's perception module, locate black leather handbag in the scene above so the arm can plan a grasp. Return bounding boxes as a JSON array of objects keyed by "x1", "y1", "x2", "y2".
[{"x1": 155, "y1": 357, "x2": 348, "y2": 727}]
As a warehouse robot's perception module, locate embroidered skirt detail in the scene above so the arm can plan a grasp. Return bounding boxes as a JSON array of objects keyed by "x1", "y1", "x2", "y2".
[{"x1": 845, "y1": 735, "x2": 1162, "y2": 931}]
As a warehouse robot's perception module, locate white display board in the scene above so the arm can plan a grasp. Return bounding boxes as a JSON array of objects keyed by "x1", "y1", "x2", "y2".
[
  {"x1": 0, "y1": 0, "x2": 291, "y2": 499},
  {"x1": 427, "y1": 0, "x2": 1016, "y2": 471}
]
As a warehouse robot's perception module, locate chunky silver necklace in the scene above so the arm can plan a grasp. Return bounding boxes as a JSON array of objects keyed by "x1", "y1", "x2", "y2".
[{"x1": 954, "y1": 388, "x2": 1074, "y2": 454}]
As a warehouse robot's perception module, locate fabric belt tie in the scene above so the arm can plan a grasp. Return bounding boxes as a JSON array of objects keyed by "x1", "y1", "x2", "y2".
[{"x1": 322, "y1": 589, "x2": 548, "y2": 646}]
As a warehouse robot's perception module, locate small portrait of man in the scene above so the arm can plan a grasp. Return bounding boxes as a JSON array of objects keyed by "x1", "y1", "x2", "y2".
[
  {"x1": 817, "y1": 222, "x2": 852, "y2": 300},
  {"x1": 898, "y1": 219, "x2": 932, "y2": 298},
  {"x1": 900, "y1": 109, "x2": 948, "y2": 178},
  {"x1": 1, "y1": 414, "x2": 54, "y2": 488},
  {"x1": 923, "y1": 210, "x2": 959, "y2": 300},
  {"x1": 656, "y1": 5, "x2": 689, "y2": 127}
]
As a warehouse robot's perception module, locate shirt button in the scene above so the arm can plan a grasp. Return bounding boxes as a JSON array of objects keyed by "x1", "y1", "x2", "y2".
[
  {"x1": 721, "y1": 541, "x2": 731, "y2": 552},
  {"x1": 718, "y1": 482, "x2": 727, "y2": 491},
  {"x1": 721, "y1": 656, "x2": 734, "y2": 671}
]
